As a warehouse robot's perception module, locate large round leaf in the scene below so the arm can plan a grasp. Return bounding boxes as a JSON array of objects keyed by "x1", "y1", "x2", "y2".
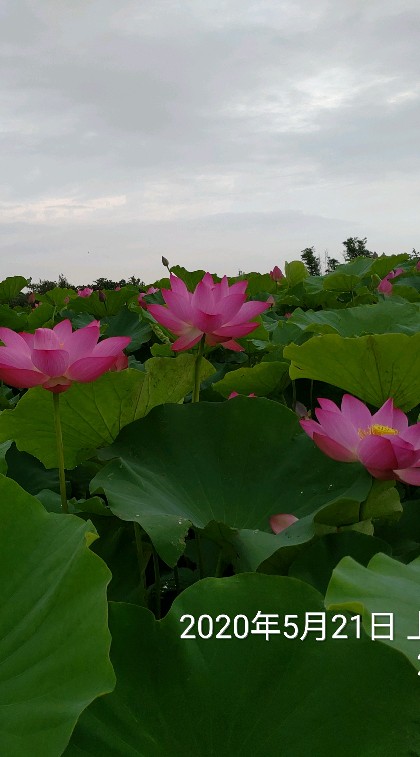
[
  {"x1": 0, "y1": 476, "x2": 115, "y2": 756},
  {"x1": 102, "y1": 308, "x2": 152, "y2": 352},
  {"x1": 0, "y1": 275, "x2": 28, "y2": 303},
  {"x1": 289, "y1": 300, "x2": 420, "y2": 337},
  {"x1": 92, "y1": 399, "x2": 371, "y2": 565},
  {"x1": 326, "y1": 553, "x2": 420, "y2": 671},
  {"x1": 284, "y1": 332, "x2": 420, "y2": 410},
  {"x1": 66, "y1": 574, "x2": 420, "y2": 756},
  {"x1": 288, "y1": 531, "x2": 392, "y2": 594},
  {"x1": 212, "y1": 361, "x2": 290, "y2": 397}
]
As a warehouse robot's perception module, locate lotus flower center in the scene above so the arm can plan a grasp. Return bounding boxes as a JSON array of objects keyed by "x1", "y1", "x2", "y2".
[{"x1": 358, "y1": 424, "x2": 399, "y2": 439}]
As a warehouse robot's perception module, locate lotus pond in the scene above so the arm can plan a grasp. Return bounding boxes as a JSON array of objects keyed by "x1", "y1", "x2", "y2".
[{"x1": 0, "y1": 253, "x2": 420, "y2": 756}]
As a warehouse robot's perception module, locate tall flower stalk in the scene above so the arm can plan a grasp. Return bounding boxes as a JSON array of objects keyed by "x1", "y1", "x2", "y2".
[
  {"x1": 52, "y1": 393, "x2": 68, "y2": 513},
  {"x1": 192, "y1": 336, "x2": 205, "y2": 403}
]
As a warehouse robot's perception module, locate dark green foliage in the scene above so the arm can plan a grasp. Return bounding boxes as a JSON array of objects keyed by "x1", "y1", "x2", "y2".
[
  {"x1": 325, "y1": 256, "x2": 340, "y2": 272},
  {"x1": 301, "y1": 246, "x2": 321, "y2": 276},
  {"x1": 342, "y1": 236, "x2": 374, "y2": 261}
]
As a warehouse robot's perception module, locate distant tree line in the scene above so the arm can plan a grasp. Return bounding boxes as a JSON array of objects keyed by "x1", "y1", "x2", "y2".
[
  {"x1": 17, "y1": 237, "x2": 420, "y2": 300},
  {"x1": 28, "y1": 273, "x2": 145, "y2": 295},
  {"x1": 301, "y1": 237, "x2": 419, "y2": 275}
]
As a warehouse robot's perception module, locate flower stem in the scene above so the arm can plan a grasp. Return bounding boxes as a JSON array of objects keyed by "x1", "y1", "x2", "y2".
[
  {"x1": 151, "y1": 323, "x2": 171, "y2": 344},
  {"x1": 52, "y1": 393, "x2": 68, "y2": 513},
  {"x1": 152, "y1": 546, "x2": 162, "y2": 619},
  {"x1": 192, "y1": 335, "x2": 205, "y2": 403}
]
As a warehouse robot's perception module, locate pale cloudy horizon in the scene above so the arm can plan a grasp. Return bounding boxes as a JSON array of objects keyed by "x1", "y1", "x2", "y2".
[{"x1": 1, "y1": 0, "x2": 419, "y2": 286}]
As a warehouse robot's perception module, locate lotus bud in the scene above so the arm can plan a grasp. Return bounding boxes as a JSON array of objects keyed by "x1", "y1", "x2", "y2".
[{"x1": 269, "y1": 266, "x2": 284, "y2": 282}]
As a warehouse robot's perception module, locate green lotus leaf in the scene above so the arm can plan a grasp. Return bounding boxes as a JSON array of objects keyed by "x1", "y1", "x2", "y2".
[
  {"x1": 213, "y1": 361, "x2": 290, "y2": 397},
  {"x1": 371, "y1": 253, "x2": 410, "y2": 278},
  {"x1": 288, "y1": 531, "x2": 392, "y2": 594},
  {"x1": 91, "y1": 399, "x2": 371, "y2": 566},
  {"x1": 392, "y1": 284, "x2": 420, "y2": 302},
  {"x1": 0, "y1": 275, "x2": 28, "y2": 303},
  {"x1": 0, "y1": 475, "x2": 114, "y2": 756},
  {"x1": 284, "y1": 332, "x2": 420, "y2": 410},
  {"x1": 0, "y1": 440, "x2": 11, "y2": 475},
  {"x1": 323, "y1": 257, "x2": 375, "y2": 291},
  {"x1": 284, "y1": 260, "x2": 308, "y2": 287},
  {"x1": 0, "y1": 304, "x2": 28, "y2": 330},
  {"x1": 67, "y1": 288, "x2": 135, "y2": 317},
  {"x1": 27, "y1": 302, "x2": 55, "y2": 329},
  {"x1": 38, "y1": 287, "x2": 77, "y2": 307},
  {"x1": 66, "y1": 575, "x2": 420, "y2": 756},
  {"x1": 101, "y1": 307, "x2": 152, "y2": 352},
  {"x1": 289, "y1": 300, "x2": 420, "y2": 337},
  {"x1": 326, "y1": 552, "x2": 420, "y2": 671},
  {"x1": 235, "y1": 271, "x2": 277, "y2": 295}
]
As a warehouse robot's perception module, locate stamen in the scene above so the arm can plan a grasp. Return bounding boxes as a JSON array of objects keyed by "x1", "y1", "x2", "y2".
[{"x1": 358, "y1": 424, "x2": 399, "y2": 439}]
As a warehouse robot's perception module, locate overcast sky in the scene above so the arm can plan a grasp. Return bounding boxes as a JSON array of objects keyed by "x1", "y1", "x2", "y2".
[{"x1": 1, "y1": 0, "x2": 419, "y2": 286}]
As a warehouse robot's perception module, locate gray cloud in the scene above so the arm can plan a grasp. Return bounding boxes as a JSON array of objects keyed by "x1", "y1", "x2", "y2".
[{"x1": 0, "y1": 0, "x2": 419, "y2": 284}]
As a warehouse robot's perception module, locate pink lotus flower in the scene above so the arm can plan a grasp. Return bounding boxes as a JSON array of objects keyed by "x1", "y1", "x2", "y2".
[
  {"x1": 270, "y1": 266, "x2": 284, "y2": 282},
  {"x1": 138, "y1": 287, "x2": 159, "y2": 309},
  {"x1": 148, "y1": 273, "x2": 268, "y2": 351},
  {"x1": 266, "y1": 295, "x2": 275, "y2": 307},
  {"x1": 77, "y1": 287, "x2": 94, "y2": 298},
  {"x1": 377, "y1": 268, "x2": 404, "y2": 295},
  {"x1": 228, "y1": 391, "x2": 257, "y2": 399},
  {"x1": 0, "y1": 320, "x2": 131, "y2": 393},
  {"x1": 270, "y1": 514, "x2": 298, "y2": 534},
  {"x1": 284, "y1": 312, "x2": 292, "y2": 319},
  {"x1": 416, "y1": 260, "x2": 420, "y2": 271},
  {"x1": 300, "y1": 394, "x2": 420, "y2": 485}
]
